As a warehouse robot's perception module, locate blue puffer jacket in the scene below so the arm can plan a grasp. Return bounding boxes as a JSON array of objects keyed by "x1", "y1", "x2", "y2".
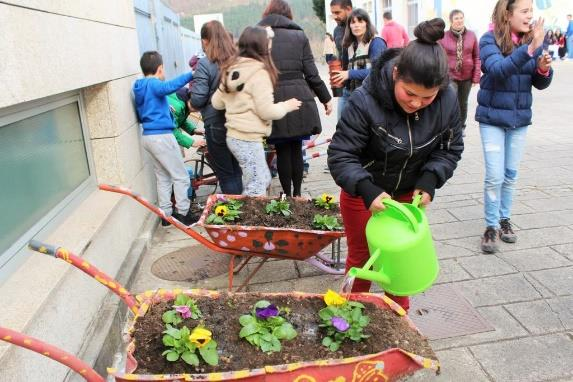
[{"x1": 476, "y1": 32, "x2": 553, "y2": 128}]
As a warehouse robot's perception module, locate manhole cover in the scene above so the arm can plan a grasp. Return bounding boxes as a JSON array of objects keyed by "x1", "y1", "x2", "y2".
[
  {"x1": 151, "y1": 246, "x2": 231, "y2": 282},
  {"x1": 409, "y1": 284, "x2": 495, "y2": 340}
]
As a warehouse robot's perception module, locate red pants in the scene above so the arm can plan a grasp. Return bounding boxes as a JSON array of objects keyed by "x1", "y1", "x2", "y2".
[{"x1": 340, "y1": 190, "x2": 412, "y2": 311}]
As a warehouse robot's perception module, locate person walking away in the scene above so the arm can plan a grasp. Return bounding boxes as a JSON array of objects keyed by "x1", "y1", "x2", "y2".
[
  {"x1": 328, "y1": 19, "x2": 464, "y2": 310},
  {"x1": 259, "y1": 0, "x2": 333, "y2": 197},
  {"x1": 439, "y1": 9, "x2": 480, "y2": 136},
  {"x1": 566, "y1": 14, "x2": 573, "y2": 59},
  {"x1": 190, "y1": 20, "x2": 244, "y2": 195},
  {"x1": 477, "y1": 0, "x2": 553, "y2": 253},
  {"x1": 133, "y1": 51, "x2": 197, "y2": 225},
  {"x1": 212, "y1": 26, "x2": 301, "y2": 196},
  {"x1": 331, "y1": 8, "x2": 387, "y2": 116},
  {"x1": 323, "y1": 32, "x2": 336, "y2": 63},
  {"x1": 381, "y1": 11, "x2": 410, "y2": 48},
  {"x1": 330, "y1": 0, "x2": 353, "y2": 118}
]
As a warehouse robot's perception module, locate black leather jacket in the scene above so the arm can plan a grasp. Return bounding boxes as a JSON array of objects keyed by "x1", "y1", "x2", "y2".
[{"x1": 327, "y1": 50, "x2": 464, "y2": 208}]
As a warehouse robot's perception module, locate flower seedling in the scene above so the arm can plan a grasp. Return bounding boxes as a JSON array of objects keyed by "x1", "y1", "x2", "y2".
[
  {"x1": 319, "y1": 290, "x2": 370, "y2": 351},
  {"x1": 265, "y1": 199, "x2": 292, "y2": 217},
  {"x1": 162, "y1": 294, "x2": 202, "y2": 326},
  {"x1": 312, "y1": 214, "x2": 342, "y2": 231},
  {"x1": 162, "y1": 325, "x2": 218, "y2": 366},
  {"x1": 239, "y1": 300, "x2": 297, "y2": 353},
  {"x1": 206, "y1": 198, "x2": 243, "y2": 224},
  {"x1": 314, "y1": 193, "x2": 336, "y2": 210}
]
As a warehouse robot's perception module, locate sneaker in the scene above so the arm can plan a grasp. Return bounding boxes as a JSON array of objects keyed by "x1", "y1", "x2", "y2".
[
  {"x1": 161, "y1": 218, "x2": 171, "y2": 227},
  {"x1": 172, "y1": 210, "x2": 199, "y2": 226},
  {"x1": 481, "y1": 226, "x2": 498, "y2": 253},
  {"x1": 499, "y1": 218, "x2": 517, "y2": 243}
]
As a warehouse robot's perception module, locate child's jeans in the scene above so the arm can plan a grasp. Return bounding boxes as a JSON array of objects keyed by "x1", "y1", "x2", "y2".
[
  {"x1": 226, "y1": 137, "x2": 271, "y2": 196},
  {"x1": 142, "y1": 134, "x2": 191, "y2": 216}
]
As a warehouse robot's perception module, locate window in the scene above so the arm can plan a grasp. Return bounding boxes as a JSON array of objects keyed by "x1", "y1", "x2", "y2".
[
  {"x1": 0, "y1": 95, "x2": 92, "y2": 272},
  {"x1": 383, "y1": 0, "x2": 392, "y2": 12},
  {"x1": 407, "y1": 0, "x2": 419, "y2": 36}
]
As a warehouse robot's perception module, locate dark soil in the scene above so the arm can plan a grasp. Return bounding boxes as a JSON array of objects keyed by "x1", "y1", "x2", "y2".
[
  {"x1": 210, "y1": 197, "x2": 342, "y2": 230},
  {"x1": 132, "y1": 293, "x2": 436, "y2": 375}
]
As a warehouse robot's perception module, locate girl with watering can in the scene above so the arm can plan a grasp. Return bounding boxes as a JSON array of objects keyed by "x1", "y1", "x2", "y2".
[{"x1": 327, "y1": 19, "x2": 464, "y2": 311}]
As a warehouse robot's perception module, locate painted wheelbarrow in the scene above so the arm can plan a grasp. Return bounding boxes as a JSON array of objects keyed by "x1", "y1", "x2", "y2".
[
  {"x1": 99, "y1": 184, "x2": 346, "y2": 291},
  {"x1": 0, "y1": 241, "x2": 440, "y2": 382}
]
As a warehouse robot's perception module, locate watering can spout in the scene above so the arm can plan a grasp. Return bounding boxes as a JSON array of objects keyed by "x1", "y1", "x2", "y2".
[{"x1": 348, "y1": 267, "x2": 391, "y2": 287}]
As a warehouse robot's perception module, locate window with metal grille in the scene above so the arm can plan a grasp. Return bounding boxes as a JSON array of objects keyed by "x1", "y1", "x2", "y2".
[{"x1": 407, "y1": 0, "x2": 419, "y2": 36}]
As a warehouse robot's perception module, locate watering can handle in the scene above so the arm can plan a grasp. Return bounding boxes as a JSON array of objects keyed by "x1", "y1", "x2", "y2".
[{"x1": 380, "y1": 198, "x2": 419, "y2": 233}]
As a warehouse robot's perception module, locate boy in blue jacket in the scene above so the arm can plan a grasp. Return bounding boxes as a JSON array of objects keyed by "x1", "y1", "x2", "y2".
[{"x1": 133, "y1": 51, "x2": 196, "y2": 225}]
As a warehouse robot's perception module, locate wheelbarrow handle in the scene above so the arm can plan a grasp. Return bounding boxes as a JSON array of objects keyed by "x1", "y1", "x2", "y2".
[
  {"x1": 28, "y1": 240, "x2": 140, "y2": 315},
  {"x1": 0, "y1": 326, "x2": 105, "y2": 382}
]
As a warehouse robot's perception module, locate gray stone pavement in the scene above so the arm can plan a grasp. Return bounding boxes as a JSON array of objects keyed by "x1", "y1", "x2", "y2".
[{"x1": 131, "y1": 61, "x2": 573, "y2": 381}]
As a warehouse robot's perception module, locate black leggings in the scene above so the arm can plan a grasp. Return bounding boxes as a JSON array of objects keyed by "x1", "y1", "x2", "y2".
[{"x1": 275, "y1": 140, "x2": 304, "y2": 197}]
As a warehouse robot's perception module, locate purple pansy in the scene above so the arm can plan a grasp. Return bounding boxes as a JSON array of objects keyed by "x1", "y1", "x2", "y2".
[
  {"x1": 331, "y1": 317, "x2": 350, "y2": 332},
  {"x1": 255, "y1": 304, "x2": 279, "y2": 320},
  {"x1": 174, "y1": 305, "x2": 192, "y2": 319},
  {"x1": 216, "y1": 195, "x2": 228, "y2": 203}
]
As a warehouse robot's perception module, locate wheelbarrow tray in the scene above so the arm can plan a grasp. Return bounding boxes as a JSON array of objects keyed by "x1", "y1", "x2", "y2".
[
  {"x1": 197, "y1": 194, "x2": 345, "y2": 259},
  {"x1": 108, "y1": 289, "x2": 439, "y2": 382}
]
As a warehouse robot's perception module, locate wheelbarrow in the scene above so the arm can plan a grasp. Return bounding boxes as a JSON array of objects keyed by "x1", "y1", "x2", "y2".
[
  {"x1": 0, "y1": 240, "x2": 440, "y2": 382},
  {"x1": 99, "y1": 184, "x2": 346, "y2": 291}
]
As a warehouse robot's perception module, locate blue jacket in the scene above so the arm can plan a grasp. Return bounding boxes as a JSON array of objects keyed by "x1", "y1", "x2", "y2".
[
  {"x1": 566, "y1": 20, "x2": 573, "y2": 38},
  {"x1": 133, "y1": 72, "x2": 193, "y2": 135},
  {"x1": 476, "y1": 32, "x2": 553, "y2": 128}
]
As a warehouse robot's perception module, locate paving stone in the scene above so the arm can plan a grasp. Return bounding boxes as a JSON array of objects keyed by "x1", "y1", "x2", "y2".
[
  {"x1": 552, "y1": 243, "x2": 573, "y2": 261},
  {"x1": 404, "y1": 348, "x2": 490, "y2": 381},
  {"x1": 529, "y1": 266, "x2": 573, "y2": 296},
  {"x1": 505, "y1": 299, "x2": 571, "y2": 335},
  {"x1": 511, "y1": 210, "x2": 573, "y2": 230},
  {"x1": 522, "y1": 196, "x2": 573, "y2": 212},
  {"x1": 495, "y1": 227, "x2": 573, "y2": 251},
  {"x1": 457, "y1": 255, "x2": 517, "y2": 278},
  {"x1": 447, "y1": 204, "x2": 484, "y2": 221},
  {"x1": 470, "y1": 334, "x2": 573, "y2": 382},
  {"x1": 289, "y1": 274, "x2": 344, "y2": 293},
  {"x1": 435, "y1": 259, "x2": 473, "y2": 284},
  {"x1": 497, "y1": 247, "x2": 571, "y2": 272},
  {"x1": 425, "y1": 209, "x2": 458, "y2": 224},
  {"x1": 433, "y1": 193, "x2": 476, "y2": 204},
  {"x1": 512, "y1": 188, "x2": 551, "y2": 200},
  {"x1": 434, "y1": 241, "x2": 478, "y2": 259},
  {"x1": 547, "y1": 296, "x2": 573, "y2": 330},
  {"x1": 246, "y1": 279, "x2": 295, "y2": 292},
  {"x1": 432, "y1": 198, "x2": 480, "y2": 210},
  {"x1": 454, "y1": 274, "x2": 541, "y2": 307},
  {"x1": 522, "y1": 272, "x2": 556, "y2": 299},
  {"x1": 431, "y1": 220, "x2": 485, "y2": 240},
  {"x1": 431, "y1": 306, "x2": 528, "y2": 350}
]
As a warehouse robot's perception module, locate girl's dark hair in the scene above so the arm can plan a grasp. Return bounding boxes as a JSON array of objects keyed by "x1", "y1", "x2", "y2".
[
  {"x1": 343, "y1": 8, "x2": 377, "y2": 48},
  {"x1": 394, "y1": 18, "x2": 449, "y2": 89},
  {"x1": 449, "y1": 9, "x2": 464, "y2": 22},
  {"x1": 263, "y1": 0, "x2": 293, "y2": 20},
  {"x1": 200, "y1": 20, "x2": 237, "y2": 65},
  {"x1": 219, "y1": 26, "x2": 279, "y2": 90}
]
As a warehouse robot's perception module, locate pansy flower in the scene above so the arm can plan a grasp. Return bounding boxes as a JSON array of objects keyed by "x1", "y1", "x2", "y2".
[
  {"x1": 174, "y1": 305, "x2": 192, "y2": 319},
  {"x1": 189, "y1": 327, "x2": 212, "y2": 348},
  {"x1": 255, "y1": 304, "x2": 279, "y2": 319},
  {"x1": 324, "y1": 289, "x2": 347, "y2": 306},
  {"x1": 321, "y1": 193, "x2": 335, "y2": 204},
  {"x1": 216, "y1": 195, "x2": 228, "y2": 203},
  {"x1": 215, "y1": 205, "x2": 228, "y2": 217},
  {"x1": 331, "y1": 317, "x2": 350, "y2": 332}
]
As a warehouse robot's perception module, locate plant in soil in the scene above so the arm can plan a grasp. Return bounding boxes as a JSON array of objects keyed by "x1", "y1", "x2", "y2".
[
  {"x1": 239, "y1": 300, "x2": 298, "y2": 353},
  {"x1": 206, "y1": 196, "x2": 243, "y2": 224},
  {"x1": 265, "y1": 198, "x2": 292, "y2": 217},
  {"x1": 314, "y1": 193, "x2": 337, "y2": 210},
  {"x1": 162, "y1": 324, "x2": 219, "y2": 366},
  {"x1": 312, "y1": 214, "x2": 343, "y2": 231},
  {"x1": 162, "y1": 294, "x2": 202, "y2": 325},
  {"x1": 319, "y1": 290, "x2": 370, "y2": 351}
]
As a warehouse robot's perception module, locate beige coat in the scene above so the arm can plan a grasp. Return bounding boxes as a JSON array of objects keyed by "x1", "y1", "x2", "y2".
[{"x1": 212, "y1": 57, "x2": 290, "y2": 142}]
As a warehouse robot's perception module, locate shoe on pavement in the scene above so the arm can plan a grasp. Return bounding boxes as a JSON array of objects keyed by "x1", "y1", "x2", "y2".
[
  {"x1": 481, "y1": 226, "x2": 498, "y2": 253},
  {"x1": 172, "y1": 210, "x2": 199, "y2": 226},
  {"x1": 499, "y1": 218, "x2": 517, "y2": 243},
  {"x1": 161, "y1": 218, "x2": 171, "y2": 227}
]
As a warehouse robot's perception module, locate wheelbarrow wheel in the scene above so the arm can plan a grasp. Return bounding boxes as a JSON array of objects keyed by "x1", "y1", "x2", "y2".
[{"x1": 185, "y1": 158, "x2": 218, "y2": 207}]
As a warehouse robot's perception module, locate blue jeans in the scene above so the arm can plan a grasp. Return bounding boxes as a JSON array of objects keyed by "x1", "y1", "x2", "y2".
[
  {"x1": 480, "y1": 123, "x2": 528, "y2": 228},
  {"x1": 336, "y1": 88, "x2": 351, "y2": 119},
  {"x1": 568, "y1": 35, "x2": 573, "y2": 59}
]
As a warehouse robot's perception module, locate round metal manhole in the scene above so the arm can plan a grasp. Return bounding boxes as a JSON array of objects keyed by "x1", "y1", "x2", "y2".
[{"x1": 151, "y1": 246, "x2": 231, "y2": 282}]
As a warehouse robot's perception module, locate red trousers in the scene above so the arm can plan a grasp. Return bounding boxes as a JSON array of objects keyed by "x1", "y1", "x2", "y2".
[{"x1": 340, "y1": 190, "x2": 412, "y2": 311}]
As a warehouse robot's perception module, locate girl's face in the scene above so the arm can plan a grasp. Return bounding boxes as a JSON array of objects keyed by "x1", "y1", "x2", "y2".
[
  {"x1": 393, "y1": 70, "x2": 440, "y2": 114},
  {"x1": 508, "y1": 0, "x2": 534, "y2": 34},
  {"x1": 350, "y1": 17, "x2": 367, "y2": 40},
  {"x1": 451, "y1": 13, "x2": 465, "y2": 30}
]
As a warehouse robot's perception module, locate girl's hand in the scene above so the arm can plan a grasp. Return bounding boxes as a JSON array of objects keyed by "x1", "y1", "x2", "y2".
[
  {"x1": 323, "y1": 100, "x2": 333, "y2": 116},
  {"x1": 528, "y1": 17, "x2": 545, "y2": 54},
  {"x1": 368, "y1": 192, "x2": 392, "y2": 213},
  {"x1": 413, "y1": 189, "x2": 432, "y2": 208},
  {"x1": 331, "y1": 70, "x2": 349, "y2": 86},
  {"x1": 537, "y1": 51, "x2": 552, "y2": 72},
  {"x1": 285, "y1": 98, "x2": 302, "y2": 111}
]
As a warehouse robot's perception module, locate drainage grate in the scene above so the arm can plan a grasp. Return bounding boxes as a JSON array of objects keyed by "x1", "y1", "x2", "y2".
[
  {"x1": 409, "y1": 284, "x2": 495, "y2": 340},
  {"x1": 151, "y1": 246, "x2": 231, "y2": 282}
]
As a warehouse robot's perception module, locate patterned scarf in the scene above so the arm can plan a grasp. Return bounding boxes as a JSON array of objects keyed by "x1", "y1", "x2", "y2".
[{"x1": 450, "y1": 27, "x2": 465, "y2": 73}]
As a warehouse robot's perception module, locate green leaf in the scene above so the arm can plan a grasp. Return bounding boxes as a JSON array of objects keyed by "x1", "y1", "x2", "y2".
[
  {"x1": 270, "y1": 337, "x2": 281, "y2": 352},
  {"x1": 199, "y1": 340, "x2": 219, "y2": 366},
  {"x1": 282, "y1": 323, "x2": 298, "y2": 340},
  {"x1": 162, "y1": 310, "x2": 177, "y2": 324},
  {"x1": 162, "y1": 334, "x2": 175, "y2": 347},
  {"x1": 239, "y1": 323, "x2": 259, "y2": 338},
  {"x1": 180, "y1": 326, "x2": 190, "y2": 339},
  {"x1": 359, "y1": 316, "x2": 370, "y2": 327},
  {"x1": 181, "y1": 351, "x2": 199, "y2": 366},
  {"x1": 163, "y1": 325, "x2": 181, "y2": 340},
  {"x1": 165, "y1": 350, "x2": 180, "y2": 362},
  {"x1": 329, "y1": 342, "x2": 340, "y2": 352},
  {"x1": 254, "y1": 300, "x2": 272, "y2": 309},
  {"x1": 260, "y1": 339, "x2": 272, "y2": 353},
  {"x1": 351, "y1": 308, "x2": 362, "y2": 322},
  {"x1": 322, "y1": 336, "x2": 333, "y2": 347},
  {"x1": 319, "y1": 308, "x2": 334, "y2": 320},
  {"x1": 174, "y1": 294, "x2": 187, "y2": 306},
  {"x1": 239, "y1": 314, "x2": 256, "y2": 326}
]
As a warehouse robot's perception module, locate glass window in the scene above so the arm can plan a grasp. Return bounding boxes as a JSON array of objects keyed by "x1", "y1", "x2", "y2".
[
  {"x1": 0, "y1": 99, "x2": 90, "y2": 268},
  {"x1": 407, "y1": 0, "x2": 419, "y2": 36},
  {"x1": 383, "y1": 0, "x2": 392, "y2": 11}
]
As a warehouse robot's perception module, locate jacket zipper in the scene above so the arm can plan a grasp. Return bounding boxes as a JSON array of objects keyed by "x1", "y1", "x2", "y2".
[
  {"x1": 394, "y1": 115, "x2": 413, "y2": 194},
  {"x1": 377, "y1": 126, "x2": 403, "y2": 144},
  {"x1": 414, "y1": 134, "x2": 439, "y2": 150}
]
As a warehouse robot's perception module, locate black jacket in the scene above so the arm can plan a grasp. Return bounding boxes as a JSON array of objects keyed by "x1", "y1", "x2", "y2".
[
  {"x1": 327, "y1": 50, "x2": 464, "y2": 209},
  {"x1": 259, "y1": 14, "x2": 332, "y2": 140},
  {"x1": 190, "y1": 57, "x2": 225, "y2": 126}
]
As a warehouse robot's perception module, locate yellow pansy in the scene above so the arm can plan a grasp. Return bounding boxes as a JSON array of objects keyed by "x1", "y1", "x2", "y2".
[
  {"x1": 215, "y1": 205, "x2": 228, "y2": 217},
  {"x1": 324, "y1": 289, "x2": 346, "y2": 306},
  {"x1": 189, "y1": 327, "x2": 212, "y2": 348},
  {"x1": 321, "y1": 193, "x2": 335, "y2": 204}
]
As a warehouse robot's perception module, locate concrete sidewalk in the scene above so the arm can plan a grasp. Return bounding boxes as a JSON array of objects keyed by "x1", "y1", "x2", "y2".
[{"x1": 131, "y1": 61, "x2": 573, "y2": 382}]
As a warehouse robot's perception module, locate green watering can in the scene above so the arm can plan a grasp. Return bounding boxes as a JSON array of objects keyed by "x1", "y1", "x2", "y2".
[{"x1": 348, "y1": 195, "x2": 439, "y2": 296}]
